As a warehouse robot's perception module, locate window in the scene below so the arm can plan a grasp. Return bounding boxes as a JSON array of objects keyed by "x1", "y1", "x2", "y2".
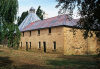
[
  {"x1": 39, "y1": 42, "x2": 41, "y2": 49},
  {"x1": 38, "y1": 30, "x2": 40, "y2": 35},
  {"x1": 53, "y1": 41, "x2": 56, "y2": 50},
  {"x1": 49, "y1": 28, "x2": 51, "y2": 33},
  {"x1": 30, "y1": 31, "x2": 31, "y2": 36},
  {"x1": 23, "y1": 32, "x2": 24, "y2": 37},
  {"x1": 30, "y1": 42, "x2": 31, "y2": 49}
]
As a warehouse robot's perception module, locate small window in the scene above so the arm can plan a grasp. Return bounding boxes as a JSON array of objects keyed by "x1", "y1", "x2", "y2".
[
  {"x1": 30, "y1": 31, "x2": 31, "y2": 36},
  {"x1": 23, "y1": 32, "x2": 24, "y2": 37},
  {"x1": 53, "y1": 41, "x2": 56, "y2": 50},
  {"x1": 38, "y1": 30, "x2": 40, "y2": 35},
  {"x1": 30, "y1": 42, "x2": 31, "y2": 49},
  {"x1": 49, "y1": 28, "x2": 51, "y2": 33},
  {"x1": 39, "y1": 42, "x2": 41, "y2": 49}
]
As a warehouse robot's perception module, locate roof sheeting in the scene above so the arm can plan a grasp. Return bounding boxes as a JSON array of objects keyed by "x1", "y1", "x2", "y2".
[
  {"x1": 18, "y1": 12, "x2": 40, "y2": 31},
  {"x1": 22, "y1": 14, "x2": 79, "y2": 32}
]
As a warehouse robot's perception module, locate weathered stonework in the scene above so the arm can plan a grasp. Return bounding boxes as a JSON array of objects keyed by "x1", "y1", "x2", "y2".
[
  {"x1": 63, "y1": 27, "x2": 99, "y2": 55},
  {"x1": 20, "y1": 27, "x2": 64, "y2": 54},
  {"x1": 20, "y1": 26, "x2": 100, "y2": 55}
]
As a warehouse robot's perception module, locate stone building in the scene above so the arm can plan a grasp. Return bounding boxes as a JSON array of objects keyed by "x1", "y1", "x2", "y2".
[{"x1": 19, "y1": 8, "x2": 100, "y2": 55}]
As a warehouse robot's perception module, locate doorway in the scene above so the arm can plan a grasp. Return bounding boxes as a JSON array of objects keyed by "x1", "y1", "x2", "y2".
[
  {"x1": 26, "y1": 42, "x2": 28, "y2": 51},
  {"x1": 39, "y1": 42, "x2": 41, "y2": 49},
  {"x1": 53, "y1": 41, "x2": 56, "y2": 50},
  {"x1": 43, "y1": 42, "x2": 46, "y2": 53},
  {"x1": 29, "y1": 42, "x2": 31, "y2": 49}
]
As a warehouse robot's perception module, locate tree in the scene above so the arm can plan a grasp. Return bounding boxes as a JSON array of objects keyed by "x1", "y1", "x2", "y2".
[
  {"x1": 0, "y1": 17, "x2": 3, "y2": 43},
  {"x1": 56, "y1": 0, "x2": 100, "y2": 38},
  {"x1": 0, "y1": 0, "x2": 20, "y2": 48},
  {"x1": 36, "y1": 6, "x2": 45, "y2": 20},
  {"x1": 17, "y1": 11, "x2": 28, "y2": 26},
  {"x1": 0, "y1": 0, "x2": 18, "y2": 23}
]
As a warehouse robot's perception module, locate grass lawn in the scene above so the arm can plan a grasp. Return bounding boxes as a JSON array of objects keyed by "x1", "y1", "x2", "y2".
[{"x1": 0, "y1": 46, "x2": 99, "y2": 69}]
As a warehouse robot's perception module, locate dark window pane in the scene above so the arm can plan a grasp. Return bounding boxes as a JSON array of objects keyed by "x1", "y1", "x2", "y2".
[
  {"x1": 23, "y1": 32, "x2": 24, "y2": 37},
  {"x1": 54, "y1": 41, "x2": 56, "y2": 50},
  {"x1": 38, "y1": 30, "x2": 40, "y2": 34},
  {"x1": 49, "y1": 28, "x2": 51, "y2": 33},
  {"x1": 30, "y1": 42, "x2": 31, "y2": 49},
  {"x1": 30, "y1": 31, "x2": 31, "y2": 36},
  {"x1": 26, "y1": 42, "x2": 28, "y2": 51},
  {"x1": 39, "y1": 42, "x2": 41, "y2": 48}
]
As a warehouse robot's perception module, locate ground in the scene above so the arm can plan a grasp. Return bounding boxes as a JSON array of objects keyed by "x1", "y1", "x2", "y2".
[{"x1": 0, "y1": 46, "x2": 99, "y2": 69}]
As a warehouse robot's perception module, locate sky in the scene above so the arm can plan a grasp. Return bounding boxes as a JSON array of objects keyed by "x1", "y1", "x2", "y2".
[
  {"x1": 18, "y1": 0, "x2": 80, "y2": 19},
  {"x1": 18, "y1": 0, "x2": 59, "y2": 18}
]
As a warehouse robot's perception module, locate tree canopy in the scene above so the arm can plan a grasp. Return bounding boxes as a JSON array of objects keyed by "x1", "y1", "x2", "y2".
[
  {"x1": 0, "y1": 0, "x2": 20, "y2": 48},
  {"x1": 56, "y1": 0, "x2": 100, "y2": 38},
  {"x1": 0, "y1": 0, "x2": 18, "y2": 23},
  {"x1": 36, "y1": 6, "x2": 45, "y2": 20}
]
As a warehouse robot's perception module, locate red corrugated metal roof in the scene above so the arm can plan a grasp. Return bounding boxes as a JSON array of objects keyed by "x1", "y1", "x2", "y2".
[{"x1": 22, "y1": 14, "x2": 79, "y2": 31}]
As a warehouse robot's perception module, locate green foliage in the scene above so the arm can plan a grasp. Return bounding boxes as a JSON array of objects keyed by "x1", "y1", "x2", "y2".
[
  {"x1": 8, "y1": 24, "x2": 20, "y2": 48},
  {"x1": 0, "y1": 0, "x2": 20, "y2": 49},
  {"x1": 17, "y1": 11, "x2": 28, "y2": 26},
  {"x1": 0, "y1": 19, "x2": 2, "y2": 43},
  {"x1": 36, "y1": 6, "x2": 45, "y2": 20},
  {"x1": 1, "y1": 23, "x2": 21, "y2": 49},
  {"x1": 0, "y1": 0, "x2": 18, "y2": 23}
]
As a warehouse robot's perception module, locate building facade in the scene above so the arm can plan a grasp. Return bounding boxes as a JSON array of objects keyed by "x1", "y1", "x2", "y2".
[
  {"x1": 20, "y1": 26, "x2": 64, "y2": 54},
  {"x1": 20, "y1": 26, "x2": 100, "y2": 55},
  {"x1": 19, "y1": 8, "x2": 100, "y2": 55}
]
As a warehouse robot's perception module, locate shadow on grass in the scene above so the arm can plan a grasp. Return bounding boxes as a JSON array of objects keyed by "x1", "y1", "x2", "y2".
[
  {"x1": 47, "y1": 59, "x2": 98, "y2": 69},
  {"x1": 0, "y1": 57, "x2": 13, "y2": 67},
  {"x1": 0, "y1": 56, "x2": 60, "y2": 69},
  {"x1": 0, "y1": 56, "x2": 14, "y2": 69},
  {"x1": 0, "y1": 64, "x2": 59, "y2": 69},
  {"x1": 16, "y1": 64, "x2": 56, "y2": 69}
]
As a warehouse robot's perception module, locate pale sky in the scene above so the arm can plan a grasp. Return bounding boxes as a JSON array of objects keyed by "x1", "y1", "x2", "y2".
[
  {"x1": 18, "y1": 0, "x2": 80, "y2": 19},
  {"x1": 18, "y1": 0, "x2": 59, "y2": 18}
]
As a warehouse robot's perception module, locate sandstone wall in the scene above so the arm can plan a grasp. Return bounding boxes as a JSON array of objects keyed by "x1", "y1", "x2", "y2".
[
  {"x1": 63, "y1": 27, "x2": 99, "y2": 55},
  {"x1": 20, "y1": 26, "x2": 99, "y2": 55},
  {"x1": 20, "y1": 27, "x2": 64, "y2": 54}
]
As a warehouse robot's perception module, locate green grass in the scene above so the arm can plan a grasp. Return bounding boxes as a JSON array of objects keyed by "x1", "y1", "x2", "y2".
[{"x1": 47, "y1": 59, "x2": 97, "y2": 69}]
